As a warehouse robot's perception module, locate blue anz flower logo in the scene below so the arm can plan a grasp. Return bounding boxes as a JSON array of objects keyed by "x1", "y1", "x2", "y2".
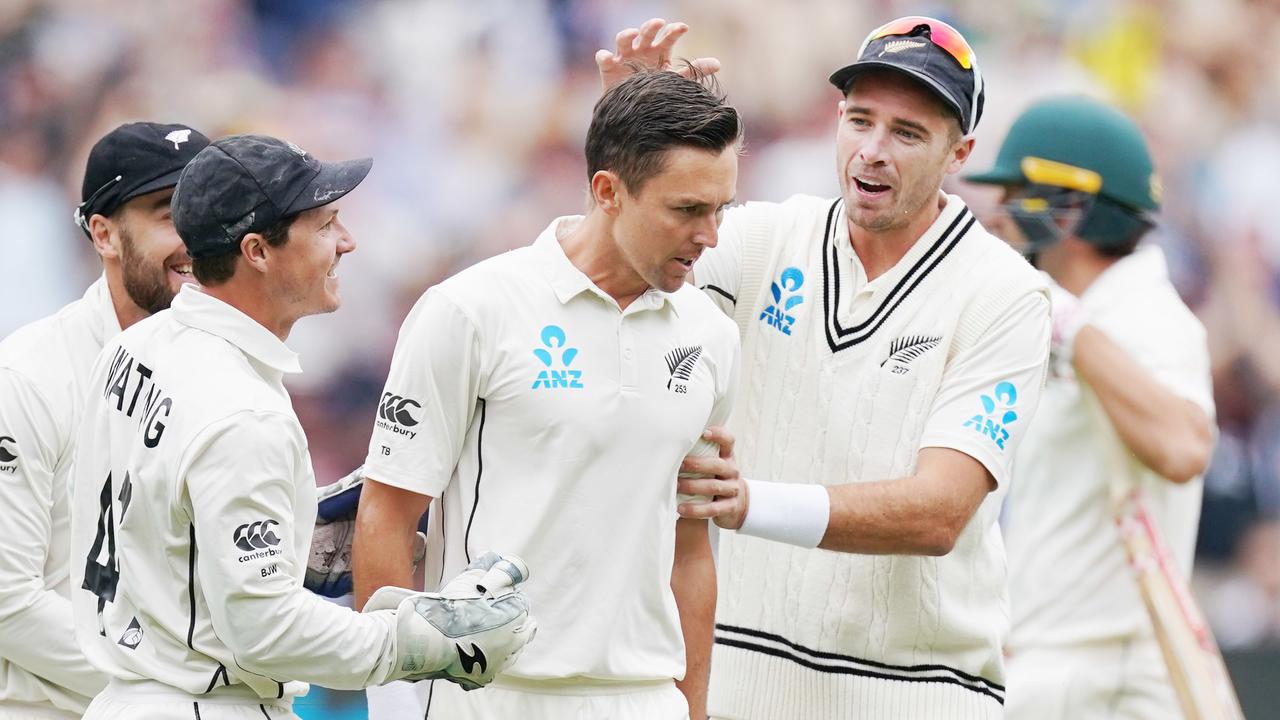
[
  {"x1": 532, "y1": 325, "x2": 583, "y2": 390},
  {"x1": 760, "y1": 266, "x2": 805, "y2": 335},
  {"x1": 962, "y1": 381, "x2": 1018, "y2": 450}
]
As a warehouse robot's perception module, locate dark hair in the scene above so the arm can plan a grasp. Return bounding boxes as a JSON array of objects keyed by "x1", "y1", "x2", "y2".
[
  {"x1": 191, "y1": 214, "x2": 296, "y2": 286},
  {"x1": 585, "y1": 67, "x2": 742, "y2": 195}
]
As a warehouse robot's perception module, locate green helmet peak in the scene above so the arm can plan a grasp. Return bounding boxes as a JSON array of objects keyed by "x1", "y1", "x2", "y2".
[{"x1": 967, "y1": 95, "x2": 1160, "y2": 213}]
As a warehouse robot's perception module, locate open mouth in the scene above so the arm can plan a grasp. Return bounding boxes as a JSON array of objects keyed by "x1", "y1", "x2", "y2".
[
  {"x1": 854, "y1": 177, "x2": 892, "y2": 195},
  {"x1": 672, "y1": 254, "x2": 700, "y2": 271},
  {"x1": 170, "y1": 263, "x2": 193, "y2": 279}
]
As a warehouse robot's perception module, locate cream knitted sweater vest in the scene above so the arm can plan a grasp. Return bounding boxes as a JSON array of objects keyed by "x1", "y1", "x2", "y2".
[{"x1": 709, "y1": 194, "x2": 1041, "y2": 720}]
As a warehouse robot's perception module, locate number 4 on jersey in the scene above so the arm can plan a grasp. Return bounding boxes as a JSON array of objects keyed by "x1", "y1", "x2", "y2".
[{"x1": 83, "y1": 470, "x2": 131, "y2": 635}]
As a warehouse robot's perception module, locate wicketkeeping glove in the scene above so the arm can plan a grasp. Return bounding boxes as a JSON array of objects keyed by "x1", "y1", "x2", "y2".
[
  {"x1": 306, "y1": 468, "x2": 426, "y2": 597},
  {"x1": 364, "y1": 552, "x2": 537, "y2": 690}
]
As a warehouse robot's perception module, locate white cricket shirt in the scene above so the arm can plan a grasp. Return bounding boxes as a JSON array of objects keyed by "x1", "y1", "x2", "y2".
[
  {"x1": 695, "y1": 193, "x2": 1050, "y2": 719},
  {"x1": 0, "y1": 278, "x2": 115, "y2": 714},
  {"x1": 1005, "y1": 244, "x2": 1214, "y2": 651},
  {"x1": 362, "y1": 217, "x2": 739, "y2": 683},
  {"x1": 70, "y1": 285, "x2": 400, "y2": 703}
]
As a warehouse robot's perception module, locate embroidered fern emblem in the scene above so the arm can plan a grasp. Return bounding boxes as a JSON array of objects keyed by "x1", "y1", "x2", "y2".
[
  {"x1": 665, "y1": 346, "x2": 703, "y2": 390},
  {"x1": 881, "y1": 335, "x2": 941, "y2": 373}
]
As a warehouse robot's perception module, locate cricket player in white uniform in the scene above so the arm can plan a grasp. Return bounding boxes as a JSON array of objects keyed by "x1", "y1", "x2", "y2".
[
  {"x1": 0, "y1": 122, "x2": 209, "y2": 719},
  {"x1": 600, "y1": 17, "x2": 1051, "y2": 719},
  {"x1": 353, "y1": 70, "x2": 742, "y2": 720},
  {"x1": 68, "y1": 134, "x2": 535, "y2": 719},
  {"x1": 967, "y1": 96, "x2": 1215, "y2": 718}
]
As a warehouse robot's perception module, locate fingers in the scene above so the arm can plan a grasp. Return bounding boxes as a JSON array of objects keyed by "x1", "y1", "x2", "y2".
[
  {"x1": 680, "y1": 453, "x2": 736, "y2": 479},
  {"x1": 595, "y1": 48, "x2": 617, "y2": 71},
  {"x1": 635, "y1": 18, "x2": 665, "y2": 52},
  {"x1": 677, "y1": 495, "x2": 739, "y2": 521},
  {"x1": 701, "y1": 425, "x2": 736, "y2": 460},
  {"x1": 614, "y1": 27, "x2": 640, "y2": 58},
  {"x1": 685, "y1": 57, "x2": 722, "y2": 78},
  {"x1": 651, "y1": 21, "x2": 688, "y2": 62},
  {"x1": 609, "y1": 19, "x2": 691, "y2": 65},
  {"x1": 677, "y1": 476, "x2": 740, "y2": 499},
  {"x1": 599, "y1": 20, "x2": 705, "y2": 92}
]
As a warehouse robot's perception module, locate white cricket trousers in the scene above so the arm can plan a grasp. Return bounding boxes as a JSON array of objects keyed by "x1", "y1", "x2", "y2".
[
  {"x1": 1005, "y1": 640, "x2": 1179, "y2": 719},
  {"x1": 0, "y1": 701, "x2": 80, "y2": 719},
  {"x1": 372, "y1": 676, "x2": 689, "y2": 719},
  {"x1": 84, "y1": 681, "x2": 298, "y2": 720}
]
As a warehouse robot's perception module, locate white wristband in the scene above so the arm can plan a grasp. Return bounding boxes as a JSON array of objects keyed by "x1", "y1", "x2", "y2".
[{"x1": 736, "y1": 480, "x2": 830, "y2": 549}]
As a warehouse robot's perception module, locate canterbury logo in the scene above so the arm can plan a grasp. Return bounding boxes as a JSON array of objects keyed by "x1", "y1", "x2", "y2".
[
  {"x1": 378, "y1": 393, "x2": 422, "y2": 427},
  {"x1": 0, "y1": 436, "x2": 16, "y2": 463},
  {"x1": 233, "y1": 519, "x2": 282, "y2": 552},
  {"x1": 456, "y1": 643, "x2": 487, "y2": 674}
]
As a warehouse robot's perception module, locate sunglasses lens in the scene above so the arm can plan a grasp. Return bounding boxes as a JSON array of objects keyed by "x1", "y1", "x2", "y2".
[{"x1": 869, "y1": 16, "x2": 973, "y2": 70}]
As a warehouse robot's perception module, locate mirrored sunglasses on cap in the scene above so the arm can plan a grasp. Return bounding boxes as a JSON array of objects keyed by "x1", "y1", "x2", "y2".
[
  {"x1": 859, "y1": 15, "x2": 976, "y2": 70},
  {"x1": 857, "y1": 15, "x2": 984, "y2": 134}
]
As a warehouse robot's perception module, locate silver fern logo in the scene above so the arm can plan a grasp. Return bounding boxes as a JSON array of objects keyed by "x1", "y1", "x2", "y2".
[
  {"x1": 881, "y1": 334, "x2": 941, "y2": 375},
  {"x1": 664, "y1": 345, "x2": 703, "y2": 393}
]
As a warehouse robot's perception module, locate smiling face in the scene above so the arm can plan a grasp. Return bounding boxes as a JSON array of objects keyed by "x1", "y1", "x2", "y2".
[
  {"x1": 112, "y1": 188, "x2": 195, "y2": 315},
  {"x1": 836, "y1": 69, "x2": 972, "y2": 239},
  {"x1": 610, "y1": 145, "x2": 738, "y2": 294},
  {"x1": 266, "y1": 203, "x2": 356, "y2": 319}
]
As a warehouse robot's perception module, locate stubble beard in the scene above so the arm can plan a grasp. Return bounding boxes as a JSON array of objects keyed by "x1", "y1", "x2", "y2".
[
  {"x1": 119, "y1": 226, "x2": 176, "y2": 316},
  {"x1": 849, "y1": 177, "x2": 940, "y2": 235}
]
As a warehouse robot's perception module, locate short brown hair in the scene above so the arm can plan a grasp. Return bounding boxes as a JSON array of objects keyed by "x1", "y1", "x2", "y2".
[
  {"x1": 191, "y1": 214, "x2": 296, "y2": 286},
  {"x1": 585, "y1": 68, "x2": 742, "y2": 195}
]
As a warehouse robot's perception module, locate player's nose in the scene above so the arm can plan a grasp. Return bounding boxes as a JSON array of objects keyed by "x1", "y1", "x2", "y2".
[
  {"x1": 335, "y1": 218, "x2": 357, "y2": 254},
  {"x1": 692, "y1": 214, "x2": 719, "y2": 248},
  {"x1": 858, "y1": 129, "x2": 891, "y2": 164}
]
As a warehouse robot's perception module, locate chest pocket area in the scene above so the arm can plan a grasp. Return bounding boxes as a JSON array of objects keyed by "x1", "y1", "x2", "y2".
[{"x1": 855, "y1": 336, "x2": 947, "y2": 479}]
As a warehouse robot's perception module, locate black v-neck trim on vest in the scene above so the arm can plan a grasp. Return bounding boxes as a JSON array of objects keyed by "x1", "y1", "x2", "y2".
[{"x1": 822, "y1": 199, "x2": 974, "y2": 353}]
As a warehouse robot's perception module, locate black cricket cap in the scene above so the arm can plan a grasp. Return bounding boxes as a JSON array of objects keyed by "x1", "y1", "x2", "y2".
[
  {"x1": 828, "y1": 17, "x2": 985, "y2": 136},
  {"x1": 171, "y1": 134, "x2": 372, "y2": 260},
  {"x1": 75, "y1": 122, "x2": 210, "y2": 235}
]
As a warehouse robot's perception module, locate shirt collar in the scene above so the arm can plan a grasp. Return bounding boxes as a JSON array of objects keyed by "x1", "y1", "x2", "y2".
[
  {"x1": 169, "y1": 285, "x2": 302, "y2": 374},
  {"x1": 1081, "y1": 243, "x2": 1168, "y2": 311},
  {"x1": 533, "y1": 217, "x2": 677, "y2": 315},
  {"x1": 837, "y1": 191, "x2": 968, "y2": 295},
  {"x1": 90, "y1": 275, "x2": 123, "y2": 347}
]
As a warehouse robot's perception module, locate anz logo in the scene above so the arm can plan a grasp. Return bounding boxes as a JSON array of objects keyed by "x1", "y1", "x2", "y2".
[
  {"x1": 760, "y1": 266, "x2": 805, "y2": 335},
  {"x1": 532, "y1": 325, "x2": 583, "y2": 390},
  {"x1": 962, "y1": 381, "x2": 1019, "y2": 450}
]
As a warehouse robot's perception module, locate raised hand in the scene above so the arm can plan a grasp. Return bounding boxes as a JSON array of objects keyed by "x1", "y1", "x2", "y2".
[{"x1": 595, "y1": 18, "x2": 721, "y2": 92}]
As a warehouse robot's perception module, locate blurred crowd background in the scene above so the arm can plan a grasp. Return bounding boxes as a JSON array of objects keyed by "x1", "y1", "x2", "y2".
[{"x1": 2, "y1": 0, "x2": 1278, "y2": 713}]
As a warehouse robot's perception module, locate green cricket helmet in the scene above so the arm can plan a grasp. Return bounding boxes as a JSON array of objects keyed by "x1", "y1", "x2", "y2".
[{"x1": 967, "y1": 95, "x2": 1160, "y2": 251}]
